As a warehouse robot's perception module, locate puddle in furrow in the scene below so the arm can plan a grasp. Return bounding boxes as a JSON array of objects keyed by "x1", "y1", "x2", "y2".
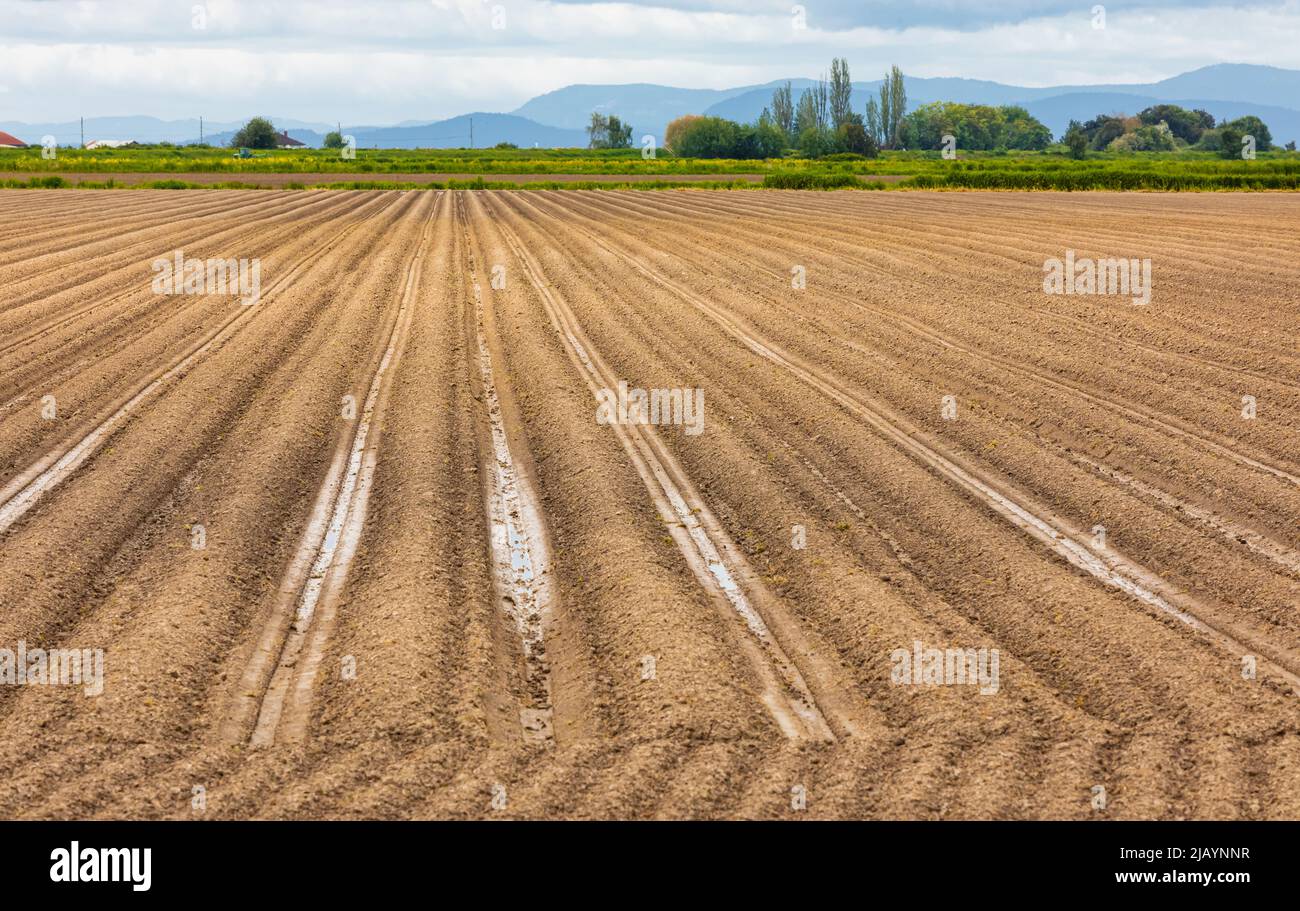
[
  {"x1": 469, "y1": 259, "x2": 554, "y2": 747},
  {"x1": 497, "y1": 214, "x2": 829, "y2": 740}
]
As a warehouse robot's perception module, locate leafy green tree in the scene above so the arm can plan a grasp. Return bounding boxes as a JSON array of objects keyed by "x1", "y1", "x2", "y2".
[
  {"x1": 795, "y1": 90, "x2": 816, "y2": 134},
  {"x1": 665, "y1": 115, "x2": 704, "y2": 153},
  {"x1": 864, "y1": 97, "x2": 881, "y2": 150},
  {"x1": 323, "y1": 131, "x2": 344, "y2": 149},
  {"x1": 1224, "y1": 115, "x2": 1271, "y2": 151},
  {"x1": 587, "y1": 112, "x2": 609, "y2": 148},
  {"x1": 869, "y1": 86, "x2": 891, "y2": 148},
  {"x1": 1137, "y1": 104, "x2": 1210, "y2": 144},
  {"x1": 770, "y1": 81, "x2": 795, "y2": 140},
  {"x1": 836, "y1": 118, "x2": 878, "y2": 157},
  {"x1": 796, "y1": 126, "x2": 838, "y2": 158},
  {"x1": 902, "y1": 102, "x2": 1050, "y2": 151},
  {"x1": 1063, "y1": 120, "x2": 1089, "y2": 159},
  {"x1": 999, "y1": 106, "x2": 1053, "y2": 150},
  {"x1": 814, "y1": 77, "x2": 829, "y2": 129},
  {"x1": 829, "y1": 58, "x2": 853, "y2": 129},
  {"x1": 1218, "y1": 127, "x2": 1243, "y2": 159},
  {"x1": 795, "y1": 79, "x2": 828, "y2": 134},
  {"x1": 607, "y1": 115, "x2": 633, "y2": 148},
  {"x1": 1082, "y1": 115, "x2": 1128, "y2": 150},
  {"x1": 672, "y1": 116, "x2": 783, "y2": 159},
  {"x1": 887, "y1": 66, "x2": 907, "y2": 147},
  {"x1": 671, "y1": 117, "x2": 729, "y2": 157},
  {"x1": 866, "y1": 65, "x2": 907, "y2": 149},
  {"x1": 587, "y1": 112, "x2": 633, "y2": 149},
  {"x1": 741, "y1": 120, "x2": 788, "y2": 158},
  {"x1": 231, "y1": 117, "x2": 279, "y2": 150}
]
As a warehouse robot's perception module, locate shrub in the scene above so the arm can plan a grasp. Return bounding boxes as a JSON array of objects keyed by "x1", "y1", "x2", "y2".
[
  {"x1": 763, "y1": 172, "x2": 861, "y2": 189},
  {"x1": 904, "y1": 165, "x2": 1300, "y2": 191},
  {"x1": 1063, "y1": 121, "x2": 1089, "y2": 159}
]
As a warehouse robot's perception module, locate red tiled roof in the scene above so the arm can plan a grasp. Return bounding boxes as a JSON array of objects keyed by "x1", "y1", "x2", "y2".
[{"x1": 0, "y1": 131, "x2": 27, "y2": 147}]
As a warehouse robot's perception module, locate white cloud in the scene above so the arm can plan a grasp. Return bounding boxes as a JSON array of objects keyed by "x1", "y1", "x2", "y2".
[{"x1": 0, "y1": 0, "x2": 1295, "y2": 121}]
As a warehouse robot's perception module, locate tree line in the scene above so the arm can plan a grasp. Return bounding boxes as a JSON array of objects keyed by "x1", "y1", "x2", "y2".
[
  {"x1": 1062, "y1": 105, "x2": 1285, "y2": 158},
  {"x1": 658, "y1": 60, "x2": 1057, "y2": 158},
  {"x1": 228, "y1": 88, "x2": 1287, "y2": 159},
  {"x1": 660, "y1": 60, "x2": 903, "y2": 159}
]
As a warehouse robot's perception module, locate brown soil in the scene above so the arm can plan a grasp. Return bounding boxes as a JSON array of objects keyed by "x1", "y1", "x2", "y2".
[{"x1": 0, "y1": 188, "x2": 1297, "y2": 820}]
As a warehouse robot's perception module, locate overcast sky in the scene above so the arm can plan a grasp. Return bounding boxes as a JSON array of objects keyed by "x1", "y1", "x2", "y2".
[{"x1": 1, "y1": 0, "x2": 1297, "y2": 124}]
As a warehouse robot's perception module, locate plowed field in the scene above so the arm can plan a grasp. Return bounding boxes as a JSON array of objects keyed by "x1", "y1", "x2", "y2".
[{"x1": 1, "y1": 188, "x2": 1297, "y2": 819}]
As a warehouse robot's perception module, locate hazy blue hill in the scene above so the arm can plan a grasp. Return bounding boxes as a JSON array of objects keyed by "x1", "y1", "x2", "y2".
[
  {"x1": 349, "y1": 113, "x2": 586, "y2": 150},
  {"x1": 1103, "y1": 64, "x2": 1300, "y2": 108},
  {"x1": 0, "y1": 113, "x2": 583, "y2": 150},
  {"x1": 511, "y1": 82, "x2": 766, "y2": 134}
]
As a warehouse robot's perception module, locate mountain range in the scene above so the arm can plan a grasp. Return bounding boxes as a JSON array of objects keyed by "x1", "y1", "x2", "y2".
[{"x1": 3, "y1": 64, "x2": 1297, "y2": 150}]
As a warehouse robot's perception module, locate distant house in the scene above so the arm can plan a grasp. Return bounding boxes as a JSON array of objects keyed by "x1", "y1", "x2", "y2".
[
  {"x1": 85, "y1": 139, "x2": 139, "y2": 150},
  {"x1": 276, "y1": 130, "x2": 306, "y2": 149},
  {"x1": 0, "y1": 131, "x2": 27, "y2": 149}
]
